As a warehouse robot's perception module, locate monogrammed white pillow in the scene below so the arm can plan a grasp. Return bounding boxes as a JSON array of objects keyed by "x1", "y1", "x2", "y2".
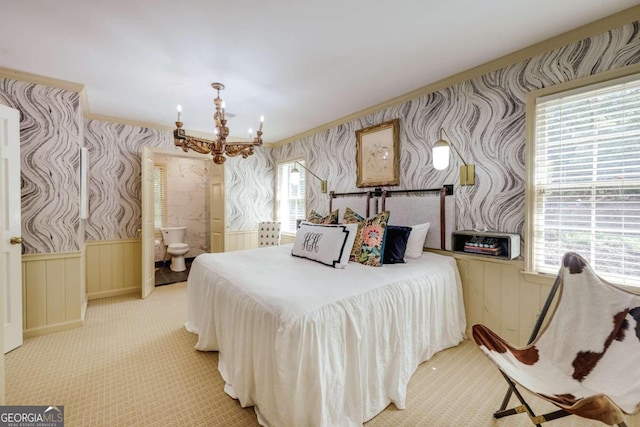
[{"x1": 291, "y1": 223, "x2": 358, "y2": 268}]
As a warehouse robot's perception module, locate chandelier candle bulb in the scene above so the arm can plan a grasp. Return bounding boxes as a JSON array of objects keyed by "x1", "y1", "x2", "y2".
[
  {"x1": 172, "y1": 82, "x2": 264, "y2": 164},
  {"x1": 177, "y1": 104, "x2": 182, "y2": 122},
  {"x1": 259, "y1": 115, "x2": 264, "y2": 132}
]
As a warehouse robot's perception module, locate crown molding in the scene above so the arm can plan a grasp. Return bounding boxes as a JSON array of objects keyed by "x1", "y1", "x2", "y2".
[
  {"x1": 271, "y1": 5, "x2": 640, "y2": 147},
  {"x1": 0, "y1": 66, "x2": 84, "y2": 92},
  {"x1": 0, "y1": 67, "x2": 158, "y2": 131},
  {"x1": 0, "y1": 67, "x2": 94, "y2": 119},
  {"x1": 85, "y1": 114, "x2": 255, "y2": 143},
  {"x1": 0, "y1": 67, "x2": 177, "y2": 132},
  {"x1": 85, "y1": 113, "x2": 174, "y2": 131},
  {"x1": 0, "y1": 67, "x2": 275, "y2": 138},
  {"x1": 79, "y1": 88, "x2": 90, "y2": 118}
]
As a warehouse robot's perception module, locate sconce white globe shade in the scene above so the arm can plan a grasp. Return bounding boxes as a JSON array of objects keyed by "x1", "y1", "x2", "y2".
[{"x1": 432, "y1": 140, "x2": 450, "y2": 170}]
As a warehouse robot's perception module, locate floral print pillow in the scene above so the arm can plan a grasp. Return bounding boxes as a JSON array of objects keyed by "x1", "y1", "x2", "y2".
[
  {"x1": 344, "y1": 208, "x2": 389, "y2": 267},
  {"x1": 306, "y1": 209, "x2": 339, "y2": 225}
]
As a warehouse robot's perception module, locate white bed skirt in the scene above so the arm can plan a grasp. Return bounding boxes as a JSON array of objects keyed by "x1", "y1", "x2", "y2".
[{"x1": 185, "y1": 245, "x2": 466, "y2": 426}]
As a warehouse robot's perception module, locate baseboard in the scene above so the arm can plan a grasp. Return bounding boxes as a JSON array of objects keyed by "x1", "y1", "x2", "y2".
[
  {"x1": 87, "y1": 286, "x2": 139, "y2": 301},
  {"x1": 24, "y1": 319, "x2": 84, "y2": 339}
]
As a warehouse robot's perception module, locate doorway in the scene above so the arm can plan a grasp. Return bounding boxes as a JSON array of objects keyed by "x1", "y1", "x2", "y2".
[{"x1": 141, "y1": 147, "x2": 225, "y2": 298}]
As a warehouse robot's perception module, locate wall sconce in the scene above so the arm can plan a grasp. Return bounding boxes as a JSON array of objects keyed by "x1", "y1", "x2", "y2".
[
  {"x1": 291, "y1": 161, "x2": 328, "y2": 193},
  {"x1": 432, "y1": 128, "x2": 475, "y2": 186}
]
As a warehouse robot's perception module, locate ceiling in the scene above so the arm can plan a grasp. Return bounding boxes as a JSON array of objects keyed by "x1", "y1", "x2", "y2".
[{"x1": 1, "y1": 1, "x2": 637, "y2": 143}]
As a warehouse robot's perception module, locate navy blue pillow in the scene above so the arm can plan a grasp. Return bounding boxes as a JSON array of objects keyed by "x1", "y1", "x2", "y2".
[{"x1": 383, "y1": 225, "x2": 412, "y2": 264}]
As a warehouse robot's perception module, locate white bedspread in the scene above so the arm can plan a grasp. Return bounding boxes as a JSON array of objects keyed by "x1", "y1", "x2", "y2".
[{"x1": 185, "y1": 244, "x2": 466, "y2": 427}]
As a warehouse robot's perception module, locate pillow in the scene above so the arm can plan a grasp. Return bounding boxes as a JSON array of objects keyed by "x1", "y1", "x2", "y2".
[
  {"x1": 291, "y1": 223, "x2": 357, "y2": 268},
  {"x1": 306, "y1": 209, "x2": 339, "y2": 225},
  {"x1": 404, "y1": 222, "x2": 430, "y2": 258},
  {"x1": 342, "y1": 207, "x2": 365, "y2": 261},
  {"x1": 344, "y1": 208, "x2": 390, "y2": 267},
  {"x1": 383, "y1": 225, "x2": 412, "y2": 264}
]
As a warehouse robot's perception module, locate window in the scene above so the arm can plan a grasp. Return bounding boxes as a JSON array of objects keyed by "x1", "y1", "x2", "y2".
[
  {"x1": 154, "y1": 163, "x2": 167, "y2": 229},
  {"x1": 276, "y1": 159, "x2": 306, "y2": 233},
  {"x1": 529, "y1": 72, "x2": 640, "y2": 286}
]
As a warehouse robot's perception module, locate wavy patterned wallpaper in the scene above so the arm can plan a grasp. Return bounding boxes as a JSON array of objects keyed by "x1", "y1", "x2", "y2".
[
  {"x1": 0, "y1": 79, "x2": 81, "y2": 254},
  {"x1": 224, "y1": 146, "x2": 274, "y2": 230},
  {"x1": 84, "y1": 120, "x2": 174, "y2": 240},
  {"x1": 271, "y1": 21, "x2": 640, "y2": 240},
  {"x1": 84, "y1": 120, "x2": 270, "y2": 238}
]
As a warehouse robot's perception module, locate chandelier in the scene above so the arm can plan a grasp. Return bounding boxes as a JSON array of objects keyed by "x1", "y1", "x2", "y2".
[{"x1": 173, "y1": 82, "x2": 264, "y2": 164}]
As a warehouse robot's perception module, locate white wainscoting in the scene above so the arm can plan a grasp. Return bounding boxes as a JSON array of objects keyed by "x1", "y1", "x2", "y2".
[
  {"x1": 225, "y1": 230, "x2": 258, "y2": 251},
  {"x1": 280, "y1": 233, "x2": 295, "y2": 245},
  {"x1": 451, "y1": 252, "x2": 555, "y2": 346},
  {"x1": 86, "y1": 239, "x2": 141, "y2": 300},
  {"x1": 22, "y1": 250, "x2": 86, "y2": 338},
  {"x1": 86, "y1": 233, "x2": 275, "y2": 301}
]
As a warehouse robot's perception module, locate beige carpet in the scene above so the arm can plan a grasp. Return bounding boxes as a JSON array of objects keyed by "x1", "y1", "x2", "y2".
[{"x1": 6, "y1": 282, "x2": 639, "y2": 427}]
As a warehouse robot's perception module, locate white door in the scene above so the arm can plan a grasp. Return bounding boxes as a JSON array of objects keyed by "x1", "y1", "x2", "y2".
[
  {"x1": 0, "y1": 104, "x2": 23, "y2": 354},
  {"x1": 141, "y1": 146, "x2": 155, "y2": 298},
  {"x1": 209, "y1": 163, "x2": 225, "y2": 253}
]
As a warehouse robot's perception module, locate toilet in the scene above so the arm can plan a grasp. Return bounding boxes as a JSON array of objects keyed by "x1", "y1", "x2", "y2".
[{"x1": 161, "y1": 226, "x2": 190, "y2": 272}]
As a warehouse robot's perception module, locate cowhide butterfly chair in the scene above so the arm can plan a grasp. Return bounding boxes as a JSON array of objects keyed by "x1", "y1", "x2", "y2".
[{"x1": 473, "y1": 252, "x2": 640, "y2": 426}]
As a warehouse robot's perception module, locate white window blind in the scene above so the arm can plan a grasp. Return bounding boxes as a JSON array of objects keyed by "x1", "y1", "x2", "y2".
[
  {"x1": 276, "y1": 159, "x2": 306, "y2": 233},
  {"x1": 154, "y1": 164, "x2": 167, "y2": 229},
  {"x1": 532, "y1": 73, "x2": 640, "y2": 286}
]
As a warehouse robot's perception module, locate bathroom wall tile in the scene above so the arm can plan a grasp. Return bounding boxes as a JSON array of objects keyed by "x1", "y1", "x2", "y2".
[{"x1": 157, "y1": 155, "x2": 209, "y2": 259}]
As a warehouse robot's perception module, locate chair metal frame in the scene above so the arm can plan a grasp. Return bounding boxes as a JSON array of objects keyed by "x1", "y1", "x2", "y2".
[{"x1": 492, "y1": 274, "x2": 628, "y2": 427}]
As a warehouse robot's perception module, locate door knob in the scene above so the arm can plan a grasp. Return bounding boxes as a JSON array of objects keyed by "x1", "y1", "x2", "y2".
[{"x1": 10, "y1": 237, "x2": 22, "y2": 245}]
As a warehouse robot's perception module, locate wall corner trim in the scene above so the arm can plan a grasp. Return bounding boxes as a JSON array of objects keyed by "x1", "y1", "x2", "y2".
[{"x1": 0, "y1": 67, "x2": 84, "y2": 93}]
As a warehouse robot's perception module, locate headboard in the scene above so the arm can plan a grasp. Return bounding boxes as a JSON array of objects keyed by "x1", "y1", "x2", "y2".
[
  {"x1": 329, "y1": 191, "x2": 376, "y2": 222},
  {"x1": 382, "y1": 187, "x2": 455, "y2": 251},
  {"x1": 329, "y1": 185, "x2": 455, "y2": 251}
]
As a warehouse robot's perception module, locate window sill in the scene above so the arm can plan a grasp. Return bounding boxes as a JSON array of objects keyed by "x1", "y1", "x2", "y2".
[{"x1": 520, "y1": 271, "x2": 557, "y2": 286}]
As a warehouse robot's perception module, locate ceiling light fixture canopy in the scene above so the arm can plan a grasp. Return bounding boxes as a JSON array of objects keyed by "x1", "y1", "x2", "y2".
[
  {"x1": 173, "y1": 82, "x2": 264, "y2": 164},
  {"x1": 432, "y1": 128, "x2": 475, "y2": 186}
]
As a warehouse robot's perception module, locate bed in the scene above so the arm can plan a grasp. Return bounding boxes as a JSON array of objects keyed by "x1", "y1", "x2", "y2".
[{"x1": 185, "y1": 187, "x2": 466, "y2": 426}]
